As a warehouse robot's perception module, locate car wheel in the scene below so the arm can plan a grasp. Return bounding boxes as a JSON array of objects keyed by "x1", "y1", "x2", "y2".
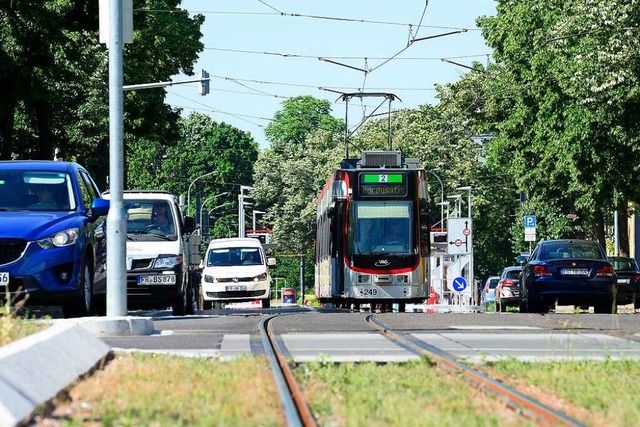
[
  {"x1": 63, "y1": 262, "x2": 94, "y2": 318},
  {"x1": 262, "y1": 298, "x2": 271, "y2": 309},
  {"x1": 524, "y1": 291, "x2": 544, "y2": 314},
  {"x1": 198, "y1": 288, "x2": 212, "y2": 310},
  {"x1": 594, "y1": 298, "x2": 616, "y2": 314},
  {"x1": 397, "y1": 302, "x2": 406, "y2": 313},
  {"x1": 185, "y1": 282, "x2": 195, "y2": 315},
  {"x1": 172, "y1": 287, "x2": 187, "y2": 316}
]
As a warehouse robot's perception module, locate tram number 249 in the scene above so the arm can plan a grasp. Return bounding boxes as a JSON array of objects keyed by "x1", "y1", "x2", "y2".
[{"x1": 362, "y1": 288, "x2": 378, "y2": 296}]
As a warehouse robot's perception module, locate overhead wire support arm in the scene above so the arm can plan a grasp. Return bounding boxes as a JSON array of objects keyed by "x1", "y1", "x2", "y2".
[
  {"x1": 123, "y1": 78, "x2": 204, "y2": 91},
  {"x1": 440, "y1": 58, "x2": 478, "y2": 71},
  {"x1": 318, "y1": 57, "x2": 369, "y2": 74},
  {"x1": 123, "y1": 69, "x2": 210, "y2": 95},
  {"x1": 411, "y1": 28, "x2": 468, "y2": 43}
]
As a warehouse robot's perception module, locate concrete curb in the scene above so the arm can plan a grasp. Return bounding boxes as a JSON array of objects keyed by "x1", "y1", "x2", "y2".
[
  {"x1": 66, "y1": 316, "x2": 155, "y2": 337},
  {"x1": 0, "y1": 323, "x2": 110, "y2": 427},
  {"x1": 0, "y1": 316, "x2": 155, "y2": 426}
]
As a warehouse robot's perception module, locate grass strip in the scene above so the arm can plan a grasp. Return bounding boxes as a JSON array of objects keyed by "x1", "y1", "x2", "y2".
[
  {"x1": 37, "y1": 353, "x2": 285, "y2": 426},
  {"x1": 294, "y1": 357, "x2": 531, "y2": 427},
  {"x1": 482, "y1": 358, "x2": 640, "y2": 426}
]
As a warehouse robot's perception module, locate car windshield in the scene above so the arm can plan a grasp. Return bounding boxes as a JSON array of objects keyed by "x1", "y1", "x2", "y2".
[
  {"x1": 504, "y1": 269, "x2": 521, "y2": 280},
  {"x1": 124, "y1": 200, "x2": 176, "y2": 238},
  {"x1": 207, "y1": 247, "x2": 262, "y2": 267},
  {"x1": 539, "y1": 242, "x2": 605, "y2": 260},
  {"x1": 0, "y1": 170, "x2": 74, "y2": 211},
  {"x1": 348, "y1": 200, "x2": 414, "y2": 255}
]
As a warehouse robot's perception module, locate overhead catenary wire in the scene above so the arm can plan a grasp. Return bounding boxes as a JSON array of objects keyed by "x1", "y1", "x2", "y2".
[
  {"x1": 134, "y1": 7, "x2": 483, "y2": 31},
  {"x1": 202, "y1": 46, "x2": 492, "y2": 61}
]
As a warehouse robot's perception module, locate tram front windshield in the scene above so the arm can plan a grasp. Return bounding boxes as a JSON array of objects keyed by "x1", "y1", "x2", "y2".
[{"x1": 349, "y1": 201, "x2": 413, "y2": 255}]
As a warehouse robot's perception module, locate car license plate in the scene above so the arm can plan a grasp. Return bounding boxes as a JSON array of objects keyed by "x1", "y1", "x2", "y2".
[
  {"x1": 618, "y1": 278, "x2": 630, "y2": 284},
  {"x1": 225, "y1": 285, "x2": 247, "y2": 291},
  {"x1": 560, "y1": 268, "x2": 589, "y2": 276},
  {"x1": 137, "y1": 274, "x2": 176, "y2": 285},
  {"x1": 0, "y1": 272, "x2": 8, "y2": 285}
]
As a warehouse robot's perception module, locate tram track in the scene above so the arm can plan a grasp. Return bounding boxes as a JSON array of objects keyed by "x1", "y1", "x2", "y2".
[
  {"x1": 366, "y1": 314, "x2": 585, "y2": 427},
  {"x1": 259, "y1": 314, "x2": 318, "y2": 427}
]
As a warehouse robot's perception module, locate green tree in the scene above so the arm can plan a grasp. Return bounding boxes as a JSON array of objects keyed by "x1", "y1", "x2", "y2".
[
  {"x1": 0, "y1": 0, "x2": 204, "y2": 188},
  {"x1": 133, "y1": 113, "x2": 259, "y2": 237},
  {"x1": 254, "y1": 96, "x2": 343, "y2": 256},
  {"x1": 479, "y1": 0, "x2": 640, "y2": 248}
]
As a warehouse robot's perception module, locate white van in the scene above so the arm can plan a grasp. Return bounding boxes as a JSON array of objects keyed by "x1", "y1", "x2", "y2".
[{"x1": 200, "y1": 237, "x2": 276, "y2": 309}]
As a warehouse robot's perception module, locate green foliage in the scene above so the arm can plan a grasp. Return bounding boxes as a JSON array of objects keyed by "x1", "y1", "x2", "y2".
[
  {"x1": 128, "y1": 112, "x2": 258, "y2": 237},
  {"x1": 254, "y1": 96, "x2": 343, "y2": 254},
  {"x1": 0, "y1": 0, "x2": 204, "y2": 188},
  {"x1": 264, "y1": 95, "x2": 342, "y2": 150},
  {"x1": 479, "y1": 0, "x2": 640, "y2": 245}
]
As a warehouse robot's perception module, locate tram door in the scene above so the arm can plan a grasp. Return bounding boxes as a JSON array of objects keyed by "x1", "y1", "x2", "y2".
[{"x1": 330, "y1": 201, "x2": 346, "y2": 296}]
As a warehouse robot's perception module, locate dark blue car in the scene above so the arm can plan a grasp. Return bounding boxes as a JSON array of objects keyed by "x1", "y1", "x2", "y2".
[
  {"x1": 0, "y1": 161, "x2": 109, "y2": 317},
  {"x1": 520, "y1": 239, "x2": 617, "y2": 314}
]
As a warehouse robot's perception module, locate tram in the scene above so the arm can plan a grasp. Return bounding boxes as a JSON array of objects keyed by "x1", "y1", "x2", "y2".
[{"x1": 315, "y1": 150, "x2": 431, "y2": 312}]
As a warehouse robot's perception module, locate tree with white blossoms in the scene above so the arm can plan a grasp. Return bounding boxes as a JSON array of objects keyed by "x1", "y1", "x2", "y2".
[{"x1": 479, "y1": 0, "x2": 640, "y2": 250}]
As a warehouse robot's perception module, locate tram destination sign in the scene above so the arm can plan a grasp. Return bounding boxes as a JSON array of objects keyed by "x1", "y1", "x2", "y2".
[{"x1": 359, "y1": 173, "x2": 407, "y2": 197}]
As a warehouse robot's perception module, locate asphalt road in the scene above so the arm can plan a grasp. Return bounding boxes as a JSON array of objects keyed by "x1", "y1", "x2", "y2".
[{"x1": 101, "y1": 306, "x2": 640, "y2": 363}]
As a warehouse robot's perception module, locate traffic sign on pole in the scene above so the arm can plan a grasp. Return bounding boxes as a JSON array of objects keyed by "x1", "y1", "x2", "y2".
[
  {"x1": 524, "y1": 228, "x2": 536, "y2": 242},
  {"x1": 447, "y1": 217, "x2": 473, "y2": 255},
  {"x1": 452, "y1": 276, "x2": 467, "y2": 293},
  {"x1": 524, "y1": 215, "x2": 537, "y2": 228}
]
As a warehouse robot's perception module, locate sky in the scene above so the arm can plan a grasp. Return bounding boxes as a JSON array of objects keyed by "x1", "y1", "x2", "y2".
[{"x1": 163, "y1": 1, "x2": 497, "y2": 150}]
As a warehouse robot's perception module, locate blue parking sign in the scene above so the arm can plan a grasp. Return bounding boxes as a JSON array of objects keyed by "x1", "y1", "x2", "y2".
[{"x1": 524, "y1": 215, "x2": 537, "y2": 228}]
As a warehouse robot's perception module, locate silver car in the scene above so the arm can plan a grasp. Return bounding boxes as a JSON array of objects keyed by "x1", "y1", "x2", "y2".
[{"x1": 481, "y1": 276, "x2": 500, "y2": 308}]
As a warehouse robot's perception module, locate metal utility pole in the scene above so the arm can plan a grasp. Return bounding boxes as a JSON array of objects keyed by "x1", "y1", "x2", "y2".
[
  {"x1": 238, "y1": 186, "x2": 254, "y2": 237},
  {"x1": 252, "y1": 210, "x2": 265, "y2": 232},
  {"x1": 457, "y1": 186, "x2": 473, "y2": 304},
  {"x1": 299, "y1": 255, "x2": 305, "y2": 306},
  {"x1": 106, "y1": 0, "x2": 127, "y2": 316}
]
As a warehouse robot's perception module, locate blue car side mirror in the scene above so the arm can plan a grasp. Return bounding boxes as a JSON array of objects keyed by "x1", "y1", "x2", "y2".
[{"x1": 91, "y1": 198, "x2": 110, "y2": 220}]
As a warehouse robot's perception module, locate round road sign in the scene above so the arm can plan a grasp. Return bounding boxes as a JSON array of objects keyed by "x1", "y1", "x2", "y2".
[{"x1": 452, "y1": 277, "x2": 467, "y2": 292}]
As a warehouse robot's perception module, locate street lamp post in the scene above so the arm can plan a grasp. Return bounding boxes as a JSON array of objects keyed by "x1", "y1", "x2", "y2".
[
  {"x1": 187, "y1": 170, "x2": 217, "y2": 216},
  {"x1": 435, "y1": 201, "x2": 450, "y2": 221},
  {"x1": 201, "y1": 192, "x2": 229, "y2": 229},
  {"x1": 252, "y1": 210, "x2": 265, "y2": 232},
  {"x1": 447, "y1": 194, "x2": 462, "y2": 218},
  {"x1": 427, "y1": 171, "x2": 444, "y2": 229},
  {"x1": 238, "y1": 185, "x2": 254, "y2": 237}
]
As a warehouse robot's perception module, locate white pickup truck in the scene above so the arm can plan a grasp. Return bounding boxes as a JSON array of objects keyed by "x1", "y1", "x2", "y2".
[{"x1": 103, "y1": 190, "x2": 201, "y2": 315}]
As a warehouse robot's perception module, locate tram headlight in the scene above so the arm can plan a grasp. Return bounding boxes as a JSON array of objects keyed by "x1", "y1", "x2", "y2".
[{"x1": 357, "y1": 274, "x2": 371, "y2": 284}]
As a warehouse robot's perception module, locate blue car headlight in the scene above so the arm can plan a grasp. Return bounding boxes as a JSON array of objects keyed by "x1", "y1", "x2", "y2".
[
  {"x1": 37, "y1": 228, "x2": 79, "y2": 249},
  {"x1": 153, "y1": 256, "x2": 182, "y2": 269}
]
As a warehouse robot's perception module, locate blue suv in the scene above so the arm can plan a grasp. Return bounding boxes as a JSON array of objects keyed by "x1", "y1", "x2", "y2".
[{"x1": 0, "y1": 161, "x2": 109, "y2": 317}]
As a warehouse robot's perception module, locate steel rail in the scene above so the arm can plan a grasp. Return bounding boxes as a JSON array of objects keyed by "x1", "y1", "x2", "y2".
[
  {"x1": 259, "y1": 315, "x2": 318, "y2": 427},
  {"x1": 367, "y1": 314, "x2": 585, "y2": 427}
]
